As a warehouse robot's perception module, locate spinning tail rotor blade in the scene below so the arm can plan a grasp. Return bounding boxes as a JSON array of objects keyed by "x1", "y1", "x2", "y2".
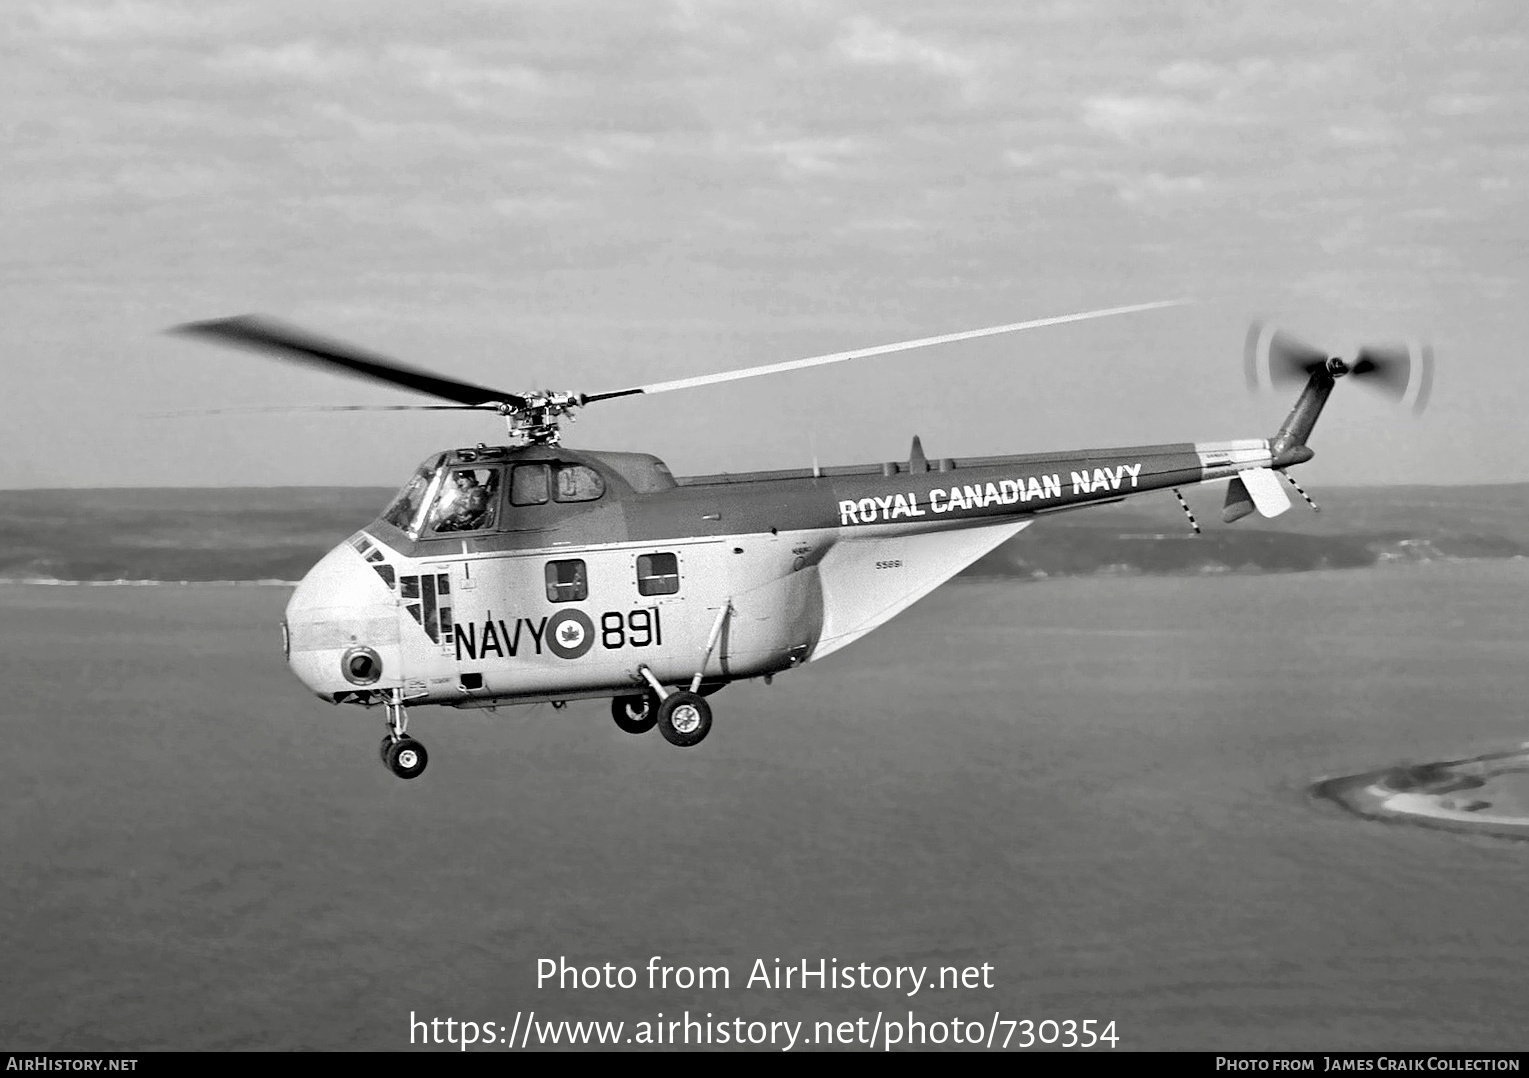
[
  {"x1": 1266, "y1": 328, "x2": 1331, "y2": 387},
  {"x1": 1244, "y1": 321, "x2": 1266, "y2": 391},
  {"x1": 1352, "y1": 341, "x2": 1435, "y2": 414},
  {"x1": 1351, "y1": 343, "x2": 1411, "y2": 401},
  {"x1": 582, "y1": 299, "x2": 1188, "y2": 403},
  {"x1": 1247, "y1": 321, "x2": 1435, "y2": 414},
  {"x1": 1414, "y1": 344, "x2": 1435, "y2": 414},
  {"x1": 169, "y1": 315, "x2": 527, "y2": 408}
]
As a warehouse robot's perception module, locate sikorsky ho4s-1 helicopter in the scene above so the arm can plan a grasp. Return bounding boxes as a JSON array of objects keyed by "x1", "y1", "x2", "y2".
[{"x1": 172, "y1": 301, "x2": 1432, "y2": 779}]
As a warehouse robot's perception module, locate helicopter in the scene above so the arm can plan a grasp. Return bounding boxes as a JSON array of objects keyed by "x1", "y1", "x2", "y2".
[{"x1": 171, "y1": 303, "x2": 1432, "y2": 779}]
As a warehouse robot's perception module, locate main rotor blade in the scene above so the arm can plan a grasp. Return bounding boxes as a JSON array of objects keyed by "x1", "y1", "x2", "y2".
[
  {"x1": 169, "y1": 315, "x2": 527, "y2": 409},
  {"x1": 582, "y1": 299, "x2": 1188, "y2": 403},
  {"x1": 149, "y1": 404, "x2": 497, "y2": 418}
]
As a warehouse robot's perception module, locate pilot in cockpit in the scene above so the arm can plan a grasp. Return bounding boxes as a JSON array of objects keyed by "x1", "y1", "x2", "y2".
[{"x1": 432, "y1": 469, "x2": 492, "y2": 532}]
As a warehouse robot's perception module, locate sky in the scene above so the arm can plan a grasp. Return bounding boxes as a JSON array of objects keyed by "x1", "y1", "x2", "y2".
[{"x1": 3, "y1": 0, "x2": 1526, "y2": 488}]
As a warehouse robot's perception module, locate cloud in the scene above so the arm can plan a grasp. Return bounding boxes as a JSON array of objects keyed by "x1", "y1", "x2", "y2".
[
  {"x1": 566, "y1": 132, "x2": 658, "y2": 172},
  {"x1": 1427, "y1": 92, "x2": 1498, "y2": 116},
  {"x1": 836, "y1": 15, "x2": 974, "y2": 77},
  {"x1": 1326, "y1": 122, "x2": 1399, "y2": 148},
  {"x1": 26, "y1": 0, "x2": 211, "y2": 41},
  {"x1": 1114, "y1": 171, "x2": 1210, "y2": 205},
  {"x1": 6, "y1": 0, "x2": 1529, "y2": 485},
  {"x1": 1082, "y1": 94, "x2": 1202, "y2": 140},
  {"x1": 752, "y1": 136, "x2": 867, "y2": 180},
  {"x1": 208, "y1": 40, "x2": 367, "y2": 82},
  {"x1": 1155, "y1": 59, "x2": 1223, "y2": 90},
  {"x1": 1002, "y1": 145, "x2": 1075, "y2": 170},
  {"x1": 387, "y1": 45, "x2": 551, "y2": 113}
]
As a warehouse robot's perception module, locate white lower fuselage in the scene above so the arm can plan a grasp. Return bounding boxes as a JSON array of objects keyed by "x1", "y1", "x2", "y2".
[{"x1": 285, "y1": 517, "x2": 1030, "y2": 709}]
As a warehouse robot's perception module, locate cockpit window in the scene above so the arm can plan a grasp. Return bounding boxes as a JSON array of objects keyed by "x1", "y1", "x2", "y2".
[
  {"x1": 510, "y1": 464, "x2": 549, "y2": 506},
  {"x1": 511, "y1": 463, "x2": 606, "y2": 505},
  {"x1": 553, "y1": 464, "x2": 605, "y2": 503},
  {"x1": 382, "y1": 455, "x2": 444, "y2": 533},
  {"x1": 428, "y1": 467, "x2": 501, "y2": 533}
]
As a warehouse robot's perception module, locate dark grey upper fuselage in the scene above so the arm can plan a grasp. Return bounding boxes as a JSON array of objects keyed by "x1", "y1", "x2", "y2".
[{"x1": 366, "y1": 440, "x2": 1210, "y2": 557}]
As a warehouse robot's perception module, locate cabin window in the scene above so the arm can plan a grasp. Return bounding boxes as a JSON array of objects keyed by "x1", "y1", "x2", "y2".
[
  {"x1": 545, "y1": 559, "x2": 587, "y2": 603},
  {"x1": 428, "y1": 467, "x2": 500, "y2": 533},
  {"x1": 637, "y1": 552, "x2": 680, "y2": 596},
  {"x1": 553, "y1": 464, "x2": 606, "y2": 503},
  {"x1": 511, "y1": 464, "x2": 550, "y2": 506}
]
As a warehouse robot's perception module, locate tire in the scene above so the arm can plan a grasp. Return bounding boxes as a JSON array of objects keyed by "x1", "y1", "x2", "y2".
[
  {"x1": 610, "y1": 693, "x2": 657, "y2": 735},
  {"x1": 386, "y1": 737, "x2": 429, "y2": 779},
  {"x1": 656, "y1": 691, "x2": 712, "y2": 748},
  {"x1": 379, "y1": 735, "x2": 395, "y2": 768}
]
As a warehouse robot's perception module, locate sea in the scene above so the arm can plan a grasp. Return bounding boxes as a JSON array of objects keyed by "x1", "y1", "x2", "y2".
[{"x1": 3, "y1": 487, "x2": 1529, "y2": 1052}]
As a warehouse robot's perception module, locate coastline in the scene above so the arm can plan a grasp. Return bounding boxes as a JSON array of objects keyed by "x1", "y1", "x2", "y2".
[{"x1": 1315, "y1": 750, "x2": 1529, "y2": 839}]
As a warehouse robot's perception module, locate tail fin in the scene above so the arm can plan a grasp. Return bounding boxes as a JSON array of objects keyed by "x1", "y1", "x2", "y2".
[
  {"x1": 1218, "y1": 374, "x2": 1328, "y2": 523},
  {"x1": 1269, "y1": 370, "x2": 1332, "y2": 467}
]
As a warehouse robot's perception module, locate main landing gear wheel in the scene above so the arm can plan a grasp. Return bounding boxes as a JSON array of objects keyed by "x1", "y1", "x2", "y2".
[
  {"x1": 385, "y1": 737, "x2": 428, "y2": 780},
  {"x1": 611, "y1": 693, "x2": 658, "y2": 735},
  {"x1": 656, "y1": 691, "x2": 712, "y2": 748}
]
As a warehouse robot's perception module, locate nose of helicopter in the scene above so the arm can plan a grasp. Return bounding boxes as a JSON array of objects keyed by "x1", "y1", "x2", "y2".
[{"x1": 283, "y1": 539, "x2": 403, "y2": 701}]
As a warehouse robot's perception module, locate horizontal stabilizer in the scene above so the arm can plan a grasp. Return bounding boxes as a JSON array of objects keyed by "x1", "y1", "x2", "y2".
[
  {"x1": 1223, "y1": 467, "x2": 1291, "y2": 523},
  {"x1": 1240, "y1": 466, "x2": 1291, "y2": 518}
]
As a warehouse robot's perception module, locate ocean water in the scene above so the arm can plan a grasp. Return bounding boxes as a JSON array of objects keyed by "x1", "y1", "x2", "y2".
[
  {"x1": 4, "y1": 559, "x2": 1529, "y2": 1051},
  {"x1": 0, "y1": 488, "x2": 390, "y2": 584}
]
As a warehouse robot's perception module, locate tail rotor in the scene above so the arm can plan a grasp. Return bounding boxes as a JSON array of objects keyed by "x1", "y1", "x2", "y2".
[{"x1": 1245, "y1": 320, "x2": 1435, "y2": 414}]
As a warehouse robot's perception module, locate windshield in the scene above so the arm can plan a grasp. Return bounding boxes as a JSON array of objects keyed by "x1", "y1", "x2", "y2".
[{"x1": 381, "y1": 454, "x2": 445, "y2": 534}]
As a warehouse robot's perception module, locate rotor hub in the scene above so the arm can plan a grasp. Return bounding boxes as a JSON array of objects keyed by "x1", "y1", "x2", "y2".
[{"x1": 497, "y1": 391, "x2": 583, "y2": 445}]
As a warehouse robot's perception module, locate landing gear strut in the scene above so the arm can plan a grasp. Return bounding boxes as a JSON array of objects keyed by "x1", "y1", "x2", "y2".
[
  {"x1": 380, "y1": 690, "x2": 428, "y2": 780},
  {"x1": 622, "y1": 602, "x2": 730, "y2": 749},
  {"x1": 636, "y1": 666, "x2": 715, "y2": 747}
]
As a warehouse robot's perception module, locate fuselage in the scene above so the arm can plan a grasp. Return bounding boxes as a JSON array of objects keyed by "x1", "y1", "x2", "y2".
[{"x1": 283, "y1": 435, "x2": 1277, "y2": 711}]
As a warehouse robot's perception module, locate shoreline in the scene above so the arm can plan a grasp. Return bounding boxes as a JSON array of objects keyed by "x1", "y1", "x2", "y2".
[{"x1": 1314, "y1": 748, "x2": 1529, "y2": 839}]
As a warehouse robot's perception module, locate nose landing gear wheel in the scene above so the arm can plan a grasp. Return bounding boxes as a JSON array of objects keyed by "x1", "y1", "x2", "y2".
[
  {"x1": 656, "y1": 691, "x2": 712, "y2": 748},
  {"x1": 610, "y1": 693, "x2": 658, "y2": 734},
  {"x1": 385, "y1": 737, "x2": 428, "y2": 779}
]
